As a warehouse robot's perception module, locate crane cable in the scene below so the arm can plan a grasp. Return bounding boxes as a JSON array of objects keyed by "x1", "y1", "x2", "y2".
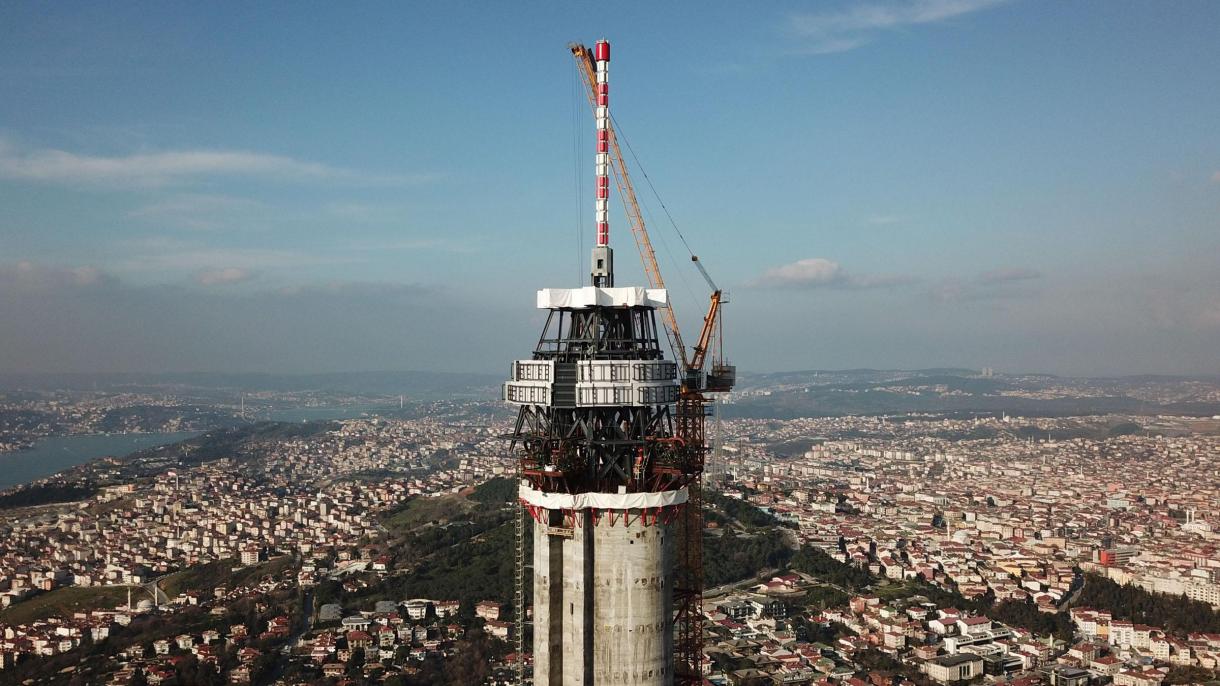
[
  {"x1": 609, "y1": 112, "x2": 704, "y2": 328},
  {"x1": 610, "y1": 111, "x2": 698, "y2": 260},
  {"x1": 571, "y1": 59, "x2": 585, "y2": 285},
  {"x1": 635, "y1": 176, "x2": 700, "y2": 309}
]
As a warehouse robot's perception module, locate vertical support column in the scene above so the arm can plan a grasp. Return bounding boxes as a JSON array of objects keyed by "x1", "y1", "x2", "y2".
[
  {"x1": 562, "y1": 510, "x2": 593, "y2": 684},
  {"x1": 534, "y1": 512, "x2": 566, "y2": 686}
]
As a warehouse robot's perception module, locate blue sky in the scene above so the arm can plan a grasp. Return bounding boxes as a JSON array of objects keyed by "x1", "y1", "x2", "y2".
[{"x1": 1, "y1": 1, "x2": 1218, "y2": 376}]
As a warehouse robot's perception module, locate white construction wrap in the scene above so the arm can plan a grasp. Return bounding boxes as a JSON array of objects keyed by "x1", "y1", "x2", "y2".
[
  {"x1": 519, "y1": 483, "x2": 688, "y2": 510},
  {"x1": 537, "y1": 286, "x2": 668, "y2": 310}
]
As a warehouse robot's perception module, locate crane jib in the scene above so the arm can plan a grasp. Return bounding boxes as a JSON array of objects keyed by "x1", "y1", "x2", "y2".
[{"x1": 570, "y1": 42, "x2": 737, "y2": 382}]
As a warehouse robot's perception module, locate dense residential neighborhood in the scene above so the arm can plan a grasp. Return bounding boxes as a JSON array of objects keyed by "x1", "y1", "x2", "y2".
[{"x1": 0, "y1": 384, "x2": 1216, "y2": 684}]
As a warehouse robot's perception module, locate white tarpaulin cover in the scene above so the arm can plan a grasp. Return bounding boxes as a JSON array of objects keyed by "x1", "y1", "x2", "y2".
[
  {"x1": 519, "y1": 483, "x2": 688, "y2": 510},
  {"x1": 537, "y1": 286, "x2": 668, "y2": 310}
]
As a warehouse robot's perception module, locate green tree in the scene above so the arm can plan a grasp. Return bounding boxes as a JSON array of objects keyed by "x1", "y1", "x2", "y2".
[
  {"x1": 442, "y1": 629, "x2": 493, "y2": 685},
  {"x1": 347, "y1": 648, "x2": 366, "y2": 676},
  {"x1": 789, "y1": 546, "x2": 873, "y2": 590},
  {"x1": 1077, "y1": 573, "x2": 1220, "y2": 634}
]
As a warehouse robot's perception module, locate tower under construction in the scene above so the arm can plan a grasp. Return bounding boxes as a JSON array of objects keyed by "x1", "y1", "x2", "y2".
[{"x1": 507, "y1": 39, "x2": 733, "y2": 686}]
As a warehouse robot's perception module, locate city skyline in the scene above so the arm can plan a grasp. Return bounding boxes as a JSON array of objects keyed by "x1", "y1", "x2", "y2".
[{"x1": 3, "y1": 1, "x2": 1219, "y2": 376}]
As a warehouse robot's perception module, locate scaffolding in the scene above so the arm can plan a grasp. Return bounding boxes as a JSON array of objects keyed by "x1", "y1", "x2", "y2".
[{"x1": 514, "y1": 458, "x2": 529, "y2": 685}]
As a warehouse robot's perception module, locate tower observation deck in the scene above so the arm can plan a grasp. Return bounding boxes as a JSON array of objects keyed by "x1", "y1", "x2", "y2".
[
  {"x1": 505, "y1": 39, "x2": 700, "y2": 686},
  {"x1": 507, "y1": 286, "x2": 687, "y2": 686}
]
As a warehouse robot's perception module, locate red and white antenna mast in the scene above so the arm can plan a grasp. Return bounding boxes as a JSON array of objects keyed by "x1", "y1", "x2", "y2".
[{"x1": 590, "y1": 38, "x2": 614, "y2": 287}]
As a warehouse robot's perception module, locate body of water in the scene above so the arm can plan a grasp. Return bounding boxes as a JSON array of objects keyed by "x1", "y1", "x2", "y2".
[
  {"x1": 265, "y1": 405, "x2": 399, "y2": 422},
  {"x1": 0, "y1": 431, "x2": 200, "y2": 490}
]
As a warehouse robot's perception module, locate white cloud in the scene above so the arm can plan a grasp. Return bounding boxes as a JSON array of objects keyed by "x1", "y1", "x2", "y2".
[
  {"x1": 799, "y1": 36, "x2": 874, "y2": 55},
  {"x1": 977, "y1": 267, "x2": 1041, "y2": 284},
  {"x1": 790, "y1": 0, "x2": 1009, "y2": 54},
  {"x1": 0, "y1": 138, "x2": 431, "y2": 187},
  {"x1": 758, "y1": 257, "x2": 847, "y2": 286},
  {"x1": 323, "y1": 202, "x2": 394, "y2": 220},
  {"x1": 273, "y1": 281, "x2": 429, "y2": 298},
  {"x1": 753, "y1": 257, "x2": 916, "y2": 289},
  {"x1": 112, "y1": 236, "x2": 358, "y2": 274},
  {"x1": 128, "y1": 194, "x2": 266, "y2": 230},
  {"x1": 129, "y1": 194, "x2": 263, "y2": 216},
  {"x1": 194, "y1": 267, "x2": 256, "y2": 286},
  {"x1": 111, "y1": 234, "x2": 474, "y2": 282},
  {"x1": 753, "y1": 259, "x2": 1040, "y2": 296},
  {"x1": 0, "y1": 260, "x2": 117, "y2": 291},
  {"x1": 930, "y1": 266, "x2": 1042, "y2": 301},
  {"x1": 345, "y1": 238, "x2": 476, "y2": 253}
]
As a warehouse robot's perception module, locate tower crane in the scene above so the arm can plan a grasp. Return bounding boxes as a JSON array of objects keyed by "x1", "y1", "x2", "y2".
[
  {"x1": 570, "y1": 41, "x2": 736, "y2": 686},
  {"x1": 569, "y1": 42, "x2": 735, "y2": 395}
]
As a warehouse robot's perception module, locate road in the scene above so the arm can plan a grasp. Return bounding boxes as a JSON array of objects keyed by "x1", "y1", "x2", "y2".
[
  {"x1": 259, "y1": 589, "x2": 313, "y2": 685},
  {"x1": 295, "y1": 590, "x2": 315, "y2": 646},
  {"x1": 705, "y1": 568, "x2": 779, "y2": 599},
  {"x1": 1059, "y1": 573, "x2": 1086, "y2": 610}
]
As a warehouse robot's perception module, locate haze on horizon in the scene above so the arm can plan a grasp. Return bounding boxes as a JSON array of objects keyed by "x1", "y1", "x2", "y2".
[{"x1": 1, "y1": 1, "x2": 1218, "y2": 378}]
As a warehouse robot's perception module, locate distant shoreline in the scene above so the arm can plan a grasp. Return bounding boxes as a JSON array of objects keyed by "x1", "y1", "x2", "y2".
[
  {"x1": 0, "y1": 429, "x2": 198, "y2": 457},
  {"x1": 0, "y1": 431, "x2": 203, "y2": 491}
]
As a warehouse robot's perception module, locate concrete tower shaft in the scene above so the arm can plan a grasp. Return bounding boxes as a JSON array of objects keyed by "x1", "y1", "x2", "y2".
[
  {"x1": 506, "y1": 39, "x2": 700, "y2": 686},
  {"x1": 507, "y1": 288, "x2": 686, "y2": 686},
  {"x1": 528, "y1": 492, "x2": 679, "y2": 686}
]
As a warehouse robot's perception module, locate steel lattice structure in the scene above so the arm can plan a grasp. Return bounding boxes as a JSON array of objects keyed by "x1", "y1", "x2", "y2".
[{"x1": 508, "y1": 39, "x2": 732, "y2": 686}]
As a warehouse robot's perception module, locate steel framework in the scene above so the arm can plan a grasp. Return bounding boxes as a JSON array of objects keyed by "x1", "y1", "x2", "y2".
[
  {"x1": 672, "y1": 394, "x2": 709, "y2": 684},
  {"x1": 508, "y1": 300, "x2": 693, "y2": 686},
  {"x1": 508, "y1": 39, "x2": 731, "y2": 685}
]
